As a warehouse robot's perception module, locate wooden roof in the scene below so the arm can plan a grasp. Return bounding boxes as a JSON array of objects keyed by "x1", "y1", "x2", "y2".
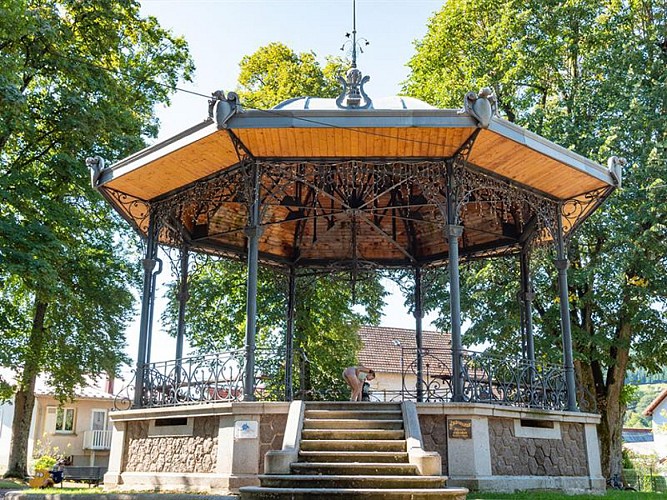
[{"x1": 95, "y1": 98, "x2": 618, "y2": 269}]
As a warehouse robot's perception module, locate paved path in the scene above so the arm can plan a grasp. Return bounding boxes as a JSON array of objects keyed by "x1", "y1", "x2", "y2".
[{"x1": 1, "y1": 491, "x2": 237, "y2": 499}]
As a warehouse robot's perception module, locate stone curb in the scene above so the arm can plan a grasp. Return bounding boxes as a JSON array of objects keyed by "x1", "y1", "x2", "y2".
[{"x1": 3, "y1": 493, "x2": 237, "y2": 499}]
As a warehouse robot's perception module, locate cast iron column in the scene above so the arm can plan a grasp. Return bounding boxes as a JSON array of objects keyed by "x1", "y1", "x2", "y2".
[
  {"x1": 175, "y1": 246, "x2": 190, "y2": 362},
  {"x1": 555, "y1": 208, "x2": 578, "y2": 411},
  {"x1": 446, "y1": 161, "x2": 464, "y2": 402},
  {"x1": 414, "y1": 267, "x2": 424, "y2": 402},
  {"x1": 519, "y1": 247, "x2": 535, "y2": 366},
  {"x1": 285, "y1": 267, "x2": 296, "y2": 401},
  {"x1": 244, "y1": 161, "x2": 261, "y2": 401},
  {"x1": 135, "y1": 214, "x2": 158, "y2": 407}
]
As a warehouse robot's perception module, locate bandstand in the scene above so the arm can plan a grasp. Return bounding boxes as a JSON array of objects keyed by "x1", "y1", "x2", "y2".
[{"x1": 88, "y1": 65, "x2": 622, "y2": 494}]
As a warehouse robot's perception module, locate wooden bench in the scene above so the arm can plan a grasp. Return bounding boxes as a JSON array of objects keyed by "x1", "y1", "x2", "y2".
[{"x1": 62, "y1": 466, "x2": 105, "y2": 487}]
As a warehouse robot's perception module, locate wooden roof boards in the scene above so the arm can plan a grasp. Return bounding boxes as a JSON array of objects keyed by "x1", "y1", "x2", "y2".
[{"x1": 95, "y1": 98, "x2": 619, "y2": 270}]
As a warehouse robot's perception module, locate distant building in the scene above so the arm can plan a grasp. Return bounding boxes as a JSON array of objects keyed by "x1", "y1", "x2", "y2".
[
  {"x1": 643, "y1": 387, "x2": 667, "y2": 458},
  {"x1": 0, "y1": 376, "x2": 115, "y2": 474},
  {"x1": 357, "y1": 325, "x2": 451, "y2": 401}
]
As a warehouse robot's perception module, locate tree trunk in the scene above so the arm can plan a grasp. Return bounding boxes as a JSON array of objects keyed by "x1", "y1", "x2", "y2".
[
  {"x1": 597, "y1": 319, "x2": 632, "y2": 479},
  {"x1": 4, "y1": 299, "x2": 48, "y2": 479}
]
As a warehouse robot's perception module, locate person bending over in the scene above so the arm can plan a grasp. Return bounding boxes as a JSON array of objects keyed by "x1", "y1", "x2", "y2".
[{"x1": 342, "y1": 365, "x2": 375, "y2": 401}]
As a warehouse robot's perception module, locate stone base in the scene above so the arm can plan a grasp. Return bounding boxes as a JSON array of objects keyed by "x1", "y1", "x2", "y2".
[
  {"x1": 111, "y1": 471, "x2": 259, "y2": 493},
  {"x1": 448, "y1": 475, "x2": 606, "y2": 493}
]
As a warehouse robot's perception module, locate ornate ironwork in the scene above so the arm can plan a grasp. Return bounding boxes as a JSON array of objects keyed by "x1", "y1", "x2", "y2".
[
  {"x1": 115, "y1": 345, "x2": 595, "y2": 411},
  {"x1": 104, "y1": 188, "x2": 151, "y2": 231},
  {"x1": 399, "y1": 347, "x2": 578, "y2": 410},
  {"x1": 558, "y1": 186, "x2": 614, "y2": 242},
  {"x1": 150, "y1": 162, "x2": 252, "y2": 249},
  {"x1": 113, "y1": 348, "x2": 289, "y2": 409},
  {"x1": 454, "y1": 159, "x2": 559, "y2": 248}
]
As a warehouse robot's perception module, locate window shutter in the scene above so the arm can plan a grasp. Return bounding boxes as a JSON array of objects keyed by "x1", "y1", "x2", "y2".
[{"x1": 45, "y1": 406, "x2": 57, "y2": 433}]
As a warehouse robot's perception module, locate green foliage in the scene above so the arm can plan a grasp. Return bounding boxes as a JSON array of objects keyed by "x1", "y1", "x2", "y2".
[
  {"x1": 0, "y1": 0, "x2": 192, "y2": 392},
  {"x1": 404, "y1": 0, "x2": 667, "y2": 477},
  {"x1": 236, "y1": 42, "x2": 346, "y2": 109},
  {"x1": 0, "y1": 0, "x2": 193, "y2": 477}
]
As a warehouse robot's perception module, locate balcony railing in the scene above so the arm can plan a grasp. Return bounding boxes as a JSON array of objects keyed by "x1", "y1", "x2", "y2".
[
  {"x1": 113, "y1": 347, "x2": 594, "y2": 412},
  {"x1": 82, "y1": 430, "x2": 112, "y2": 450}
]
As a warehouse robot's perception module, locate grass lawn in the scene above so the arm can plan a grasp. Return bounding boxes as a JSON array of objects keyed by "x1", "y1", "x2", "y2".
[
  {"x1": 0, "y1": 478, "x2": 27, "y2": 489},
  {"x1": 469, "y1": 491, "x2": 663, "y2": 499}
]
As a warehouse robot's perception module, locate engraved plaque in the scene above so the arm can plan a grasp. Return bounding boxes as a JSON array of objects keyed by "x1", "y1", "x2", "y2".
[{"x1": 448, "y1": 418, "x2": 472, "y2": 439}]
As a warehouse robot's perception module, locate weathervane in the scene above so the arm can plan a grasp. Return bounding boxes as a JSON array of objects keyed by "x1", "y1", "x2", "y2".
[{"x1": 336, "y1": 0, "x2": 372, "y2": 109}]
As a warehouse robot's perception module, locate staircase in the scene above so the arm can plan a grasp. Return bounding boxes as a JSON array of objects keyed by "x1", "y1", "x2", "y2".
[{"x1": 239, "y1": 401, "x2": 468, "y2": 499}]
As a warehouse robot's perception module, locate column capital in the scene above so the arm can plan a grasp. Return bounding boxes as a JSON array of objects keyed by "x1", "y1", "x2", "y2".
[
  {"x1": 141, "y1": 258, "x2": 156, "y2": 272},
  {"x1": 554, "y1": 258, "x2": 569, "y2": 271},
  {"x1": 447, "y1": 224, "x2": 464, "y2": 238},
  {"x1": 413, "y1": 309, "x2": 425, "y2": 319},
  {"x1": 244, "y1": 225, "x2": 265, "y2": 238}
]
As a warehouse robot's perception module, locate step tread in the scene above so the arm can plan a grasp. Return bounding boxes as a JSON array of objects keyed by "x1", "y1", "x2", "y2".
[
  {"x1": 303, "y1": 419, "x2": 404, "y2": 424},
  {"x1": 291, "y1": 462, "x2": 418, "y2": 475},
  {"x1": 239, "y1": 486, "x2": 468, "y2": 498},
  {"x1": 302, "y1": 429, "x2": 405, "y2": 440},
  {"x1": 300, "y1": 439, "x2": 406, "y2": 451},
  {"x1": 298, "y1": 451, "x2": 409, "y2": 462},
  {"x1": 259, "y1": 474, "x2": 444, "y2": 481}
]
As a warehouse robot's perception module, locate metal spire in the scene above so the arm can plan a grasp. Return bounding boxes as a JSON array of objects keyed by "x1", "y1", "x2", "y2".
[{"x1": 336, "y1": 0, "x2": 372, "y2": 109}]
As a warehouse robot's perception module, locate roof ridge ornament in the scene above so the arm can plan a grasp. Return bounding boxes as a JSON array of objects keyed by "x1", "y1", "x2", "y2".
[
  {"x1": 463, "y1": 87, "x2": 498, "y2": 128},
  {"x1": 85, "y1": 155, "x2": 106, "y2": 188},
  {"x1": 336, "y1": 0, "x2": 372, "y2": 109},
  {"x1": 607, "y1": 156, "x2": 626, "y2": 187},
  {"x1": 210, "y1": 90, "x2": 241, "y2": 129}
]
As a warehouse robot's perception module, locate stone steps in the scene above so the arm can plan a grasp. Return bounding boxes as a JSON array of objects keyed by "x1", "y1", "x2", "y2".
[
  {"x1": 239, "y1": 402, "x2": 468, "y2": 500},
  {"x1": 291, "y1": 462, "x2": 419, "y2": 476}
]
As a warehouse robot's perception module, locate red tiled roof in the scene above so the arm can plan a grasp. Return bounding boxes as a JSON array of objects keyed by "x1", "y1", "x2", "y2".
[
  {"x1": 644, "y1": 387, "x2": 667, "y2": 416},
  {"x1": 357, "y1": 325, "x2": 451, "y2": 374}
]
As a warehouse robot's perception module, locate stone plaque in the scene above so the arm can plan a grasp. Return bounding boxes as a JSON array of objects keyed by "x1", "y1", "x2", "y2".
[
  {"x1": 448, "y1": 418, "x2": 472, "y2": 439},
  {"x1": 234, "y1": 420, "x2": 258, "y2": 439}
]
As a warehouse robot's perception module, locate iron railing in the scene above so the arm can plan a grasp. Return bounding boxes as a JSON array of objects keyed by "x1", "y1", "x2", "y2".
[
  {"x1": 114, "y1": 347, "x2": 594, "y2": 411},
  {"x1": 398, "y1": 348, "x2": 577, "y2": 410}
]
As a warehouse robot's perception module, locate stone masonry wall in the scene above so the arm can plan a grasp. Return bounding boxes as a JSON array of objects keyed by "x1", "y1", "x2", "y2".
[
  {"x1": 489, "y1": 418, "x2": 588, "y2": 476},
  {"x1": 124, "y1": 416, "x2": 219, "y2": 473},
  {"x1": 258, "y1": 413, "x2": 288, "y2": 473},
  {"x1": 418, "y1": 414, "x2": 449, "y2": 475}
]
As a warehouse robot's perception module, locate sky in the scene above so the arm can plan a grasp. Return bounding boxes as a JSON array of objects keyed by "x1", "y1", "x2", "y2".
[{"x1": 128, "y1": 0, "x2": 446, "y2": 364}]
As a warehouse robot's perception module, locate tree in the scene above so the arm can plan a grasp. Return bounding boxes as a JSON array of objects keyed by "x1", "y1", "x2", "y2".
[
  {"x1": 161, "y1": 44, "x2": 386, "y2": 399},
  {"x1": 237, "y1": 42, "x2": 346, "y2": 108},
  {"x1": 404, "y1": 0, "x2": 667, "y2": 478},
  {"x1": 0, "y1": 0, "x2": 192, "y2": 477}
]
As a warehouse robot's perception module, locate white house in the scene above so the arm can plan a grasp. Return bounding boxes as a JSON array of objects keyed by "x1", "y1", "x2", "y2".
[
  {"x1": 0, "y1": 376, "x2": 116, "y2": 475},
  {"x1": 357, "y1": 325, "x2": 452, "y2": 401},
  {"x1": 643, "y1": 387, "x2": 667, "y2": 458}
]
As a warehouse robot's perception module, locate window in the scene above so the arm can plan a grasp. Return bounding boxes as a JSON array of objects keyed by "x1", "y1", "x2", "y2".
[{"x1": 55, "y1": 408, "x2": 75, "y2": 433}]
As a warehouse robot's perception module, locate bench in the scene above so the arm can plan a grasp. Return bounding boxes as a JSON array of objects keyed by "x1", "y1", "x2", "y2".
[{"x1": 61, "y1": 466, "x2": 105, "y2": 487}]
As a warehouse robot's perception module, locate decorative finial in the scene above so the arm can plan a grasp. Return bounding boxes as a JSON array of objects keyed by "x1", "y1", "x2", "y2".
[
  {"x1": 85, "y1": 156, "x2": 105, "y2": 188},
  {"x1": 607, "y1": 156, "x2": 626, "y2": 187},
  {"x1": 212, "y1": 91, "x2": 241, "y2": 129},
  {"x1": 463, "y1": 87, "x2": 498, "y2": 128},
  {"x1": 336, "y1": 0, "x2": 372, "y2": 109}
]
